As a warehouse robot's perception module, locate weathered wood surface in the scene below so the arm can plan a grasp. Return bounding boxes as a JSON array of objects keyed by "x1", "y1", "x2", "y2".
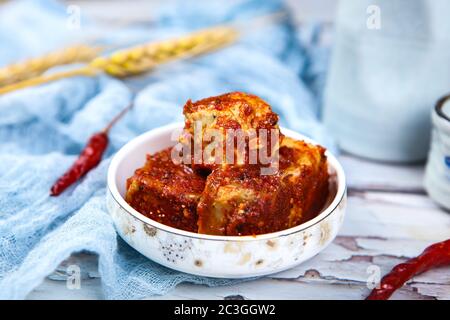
[
  {"x1": 25, "y1": 0, "x2": 450, "y2": 300},
  {"x1": 27, "y1": 154, "x2": 450, "y2": 300}
]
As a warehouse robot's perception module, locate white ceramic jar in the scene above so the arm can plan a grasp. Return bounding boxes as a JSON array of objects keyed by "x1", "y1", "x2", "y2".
[
  {"x1": 424, "y1": 96, "x2": 450, "y2": 210},
  {"x1": 324, "y1": 0, "x2": 450, "y2": 162}
]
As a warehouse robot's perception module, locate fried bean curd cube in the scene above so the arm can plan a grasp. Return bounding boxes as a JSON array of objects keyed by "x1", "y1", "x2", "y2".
[
  {"x1": 279, "y1": 137, "x2": 329, "y2": 226},
  {"x1": 125, "y1": 148, "x2": 206, "y2": 233},
  {"x1": 180, "y1": 92, "x2": 282, "y2": 171},
  {"x1": 197, "y1": 166, "x2": 291, "y2": 236},
  {"x1": 197, "y1": 137, "x2": 329, "y2": 236}
]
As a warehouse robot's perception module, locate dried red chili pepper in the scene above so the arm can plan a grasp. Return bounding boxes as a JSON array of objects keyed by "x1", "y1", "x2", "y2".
[
  {"x1": 366, "y1": 238, "x2": 450, "y2": 300},
  {"x1": 50, "y1": 132, "x2": 108, "y2": 196},
  {"x1": 50, "y1": 103, "x2": 132, "y2": 196}
]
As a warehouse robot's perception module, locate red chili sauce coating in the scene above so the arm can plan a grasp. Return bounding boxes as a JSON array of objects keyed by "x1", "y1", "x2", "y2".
[{"x1": 126, "y1": 148, "x2": 206, "y2": 232}]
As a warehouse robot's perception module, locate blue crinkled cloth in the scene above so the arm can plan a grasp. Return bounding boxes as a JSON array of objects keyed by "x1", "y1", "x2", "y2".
[{"x1": 0, "y1": 0, "x2": 332, "y2": 299}]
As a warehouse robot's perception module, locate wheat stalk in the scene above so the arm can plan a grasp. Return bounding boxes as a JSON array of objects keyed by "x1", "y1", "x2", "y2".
[
  {"x1": 0, "y1": 44, "x2": 102, "y2": 87},
  {"x1": 0, "y1": 26, "x2": 238, "y2": 95},
  {"x1": 91, "y1": 26, "x2": 237, "y2": 77}
]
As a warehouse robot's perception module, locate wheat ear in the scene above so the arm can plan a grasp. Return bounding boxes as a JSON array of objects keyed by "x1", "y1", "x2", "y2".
[
  {"x1": 0, "y1": 44, "x2": 102, "y2": 87},
  {"x1": 0, "y1": 26, "x2": 238, "y2": 95}
]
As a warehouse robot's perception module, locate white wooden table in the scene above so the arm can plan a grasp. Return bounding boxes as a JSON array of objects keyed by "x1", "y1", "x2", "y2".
[
  {"x1": 23, "y1": 0, "x2": 450, "y2": 300},
  {"x1": 27, "y1": 153, "x2": 450, "y2": 300}
]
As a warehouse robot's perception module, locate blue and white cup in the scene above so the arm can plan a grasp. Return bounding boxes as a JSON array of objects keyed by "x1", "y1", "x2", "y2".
[
  {"x1": 424, "y1": 95, "x2": 450, "y2": 211},
  {"x1": 324, "y1": 0, "x2": 450, "y2": 162}
]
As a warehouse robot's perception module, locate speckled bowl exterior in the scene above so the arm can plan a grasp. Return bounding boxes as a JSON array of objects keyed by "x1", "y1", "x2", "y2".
[{"x1": 106, "y1": 123, "x2": 347, "y2": 278}]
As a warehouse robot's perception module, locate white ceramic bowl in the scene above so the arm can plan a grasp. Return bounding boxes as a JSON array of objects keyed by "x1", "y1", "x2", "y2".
[{"x1": 107, "y1": 123, "x2": 347, "y2": 278}]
